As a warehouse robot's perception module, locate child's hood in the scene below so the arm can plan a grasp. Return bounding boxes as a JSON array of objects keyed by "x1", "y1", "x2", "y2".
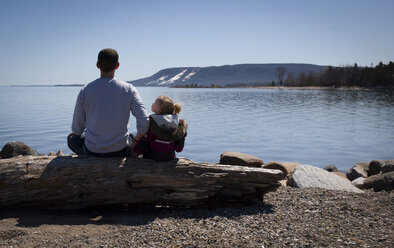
[
  {"x1": 150, "y1": 114, "x2": 187, "y2": 141},
  {"x1": 151, "y1": 114, "x2": 179, "y2": 131}
]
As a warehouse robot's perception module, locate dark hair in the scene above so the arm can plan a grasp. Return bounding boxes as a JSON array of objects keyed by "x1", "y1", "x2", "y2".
[{"x1": 97, "y1": 48, "x2": 119, "y2": 72}]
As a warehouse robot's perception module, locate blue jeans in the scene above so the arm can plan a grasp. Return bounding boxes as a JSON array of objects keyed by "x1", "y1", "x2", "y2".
[{"x1": 67, "y1": 134, "x2": 131, "y2": 157}]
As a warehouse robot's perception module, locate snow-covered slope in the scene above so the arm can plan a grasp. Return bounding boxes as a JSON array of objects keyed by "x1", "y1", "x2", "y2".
[{"x1": 128, "y1": 63, "x2": 328, "y2": 87}]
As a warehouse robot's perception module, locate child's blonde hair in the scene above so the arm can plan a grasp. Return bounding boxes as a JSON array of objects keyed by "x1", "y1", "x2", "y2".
[{"x1": 156, "y1": 96, "x2": 182, "y2": 115}]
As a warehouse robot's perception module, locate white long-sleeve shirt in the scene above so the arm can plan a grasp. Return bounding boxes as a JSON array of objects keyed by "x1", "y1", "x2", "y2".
[{"x1": 71, "y1": 78, "x2": 149, "y2": 153}]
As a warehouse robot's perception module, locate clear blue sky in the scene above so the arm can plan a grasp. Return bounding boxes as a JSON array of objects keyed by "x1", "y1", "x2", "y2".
[{"x1": 0, "y1": 0, "x2": 393, "y2": 85}]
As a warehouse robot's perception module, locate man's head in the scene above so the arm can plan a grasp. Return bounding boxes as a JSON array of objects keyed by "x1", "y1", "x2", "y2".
[{"x1": 97, "y1": 48, "x2": 119, "y2": 72}]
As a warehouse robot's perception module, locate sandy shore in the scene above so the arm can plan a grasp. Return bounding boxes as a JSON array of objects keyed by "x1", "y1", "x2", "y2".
[{"x1": 0, "y1": 187, "x2": 392, "y2": 248}]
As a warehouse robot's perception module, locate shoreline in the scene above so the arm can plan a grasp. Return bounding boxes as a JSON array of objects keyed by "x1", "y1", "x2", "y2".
[
  {"x1": 170, "y1": 85, "x2": 394, "y2": 90},
  {"x1": 244, "y1": 86, "x2": 373, "y2": 90},
  {"x1": 2, "y1": 85, "x2": 392, "y2": 91}
]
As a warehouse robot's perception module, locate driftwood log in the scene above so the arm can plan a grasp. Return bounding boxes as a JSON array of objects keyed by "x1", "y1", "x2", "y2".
[{"x1": 0, "y1": 155, "x2": 284, "y2": 209}]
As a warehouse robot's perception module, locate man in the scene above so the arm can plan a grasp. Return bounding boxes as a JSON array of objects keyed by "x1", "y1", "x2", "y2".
[{"x1": 68, "y1": 48, "x2": 149, "y2": 156}]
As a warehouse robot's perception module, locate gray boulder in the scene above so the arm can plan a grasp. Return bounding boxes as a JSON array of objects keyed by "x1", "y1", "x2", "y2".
[
  {"x1": 346, "y1": 162, "x2": 369, "y2": 181},
  {"x1": 288, "y1": 164, "x2": 363, "y2": 193},
  {"x1": 0, "y1": 142, "x2": 35, "y2": 159},
  {"x1": 381, "y1": 159, "x2": 394, "y2": 174},
  {"x1": 324, "y1": 164, "x2": 338, "y2": 172},
  {"x1": 363, "y1": 171, "x2": 394, "y2": 191},
  {"x1": 219, "y1": 152, "x2": 263, "y2": 168},
  {"x1": 369, "y1": 160, "x2": 384, "y2": 175}
]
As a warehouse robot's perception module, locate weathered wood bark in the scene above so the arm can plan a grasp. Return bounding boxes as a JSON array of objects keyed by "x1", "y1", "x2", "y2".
[{"x1": 0, "y1": 155, "x2": 284, "y2": 209}]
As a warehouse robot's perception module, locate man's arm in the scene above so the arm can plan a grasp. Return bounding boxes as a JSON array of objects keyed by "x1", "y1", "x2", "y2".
[
  {"x1": 70, "y1": 89, "x2": 86, "y2": 136},
  {"x1": 130, "y1": 87, "x2": 149, "y2": 136},
  {"x1": 129, "y1": 87, "x2": 149, "y2": 156}
]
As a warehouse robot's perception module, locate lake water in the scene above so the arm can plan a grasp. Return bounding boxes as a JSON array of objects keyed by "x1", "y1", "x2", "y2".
[{"x1": 0, "y1": 86, "x2": 393, "y2": 170}]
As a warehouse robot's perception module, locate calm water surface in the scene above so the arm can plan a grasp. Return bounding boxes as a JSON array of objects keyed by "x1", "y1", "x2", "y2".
[{"x1": 0, "y1": 86, "x2": 393, "y2": 170}]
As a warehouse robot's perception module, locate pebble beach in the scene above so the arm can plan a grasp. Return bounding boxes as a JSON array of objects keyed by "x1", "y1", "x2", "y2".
[{"x1": 1, "y1": 187, "x2": 393, "y2": 248}]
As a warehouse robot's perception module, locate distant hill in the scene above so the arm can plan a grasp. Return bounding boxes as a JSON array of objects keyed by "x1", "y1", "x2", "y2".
[{"x1": 128, "y1": 63, "x2": 328, "y2": 87}]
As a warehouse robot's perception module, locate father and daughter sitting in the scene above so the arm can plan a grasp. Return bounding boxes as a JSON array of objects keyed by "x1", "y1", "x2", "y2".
[{"x1": 132, "y1": 95, "x2": 187, "y2": 161}]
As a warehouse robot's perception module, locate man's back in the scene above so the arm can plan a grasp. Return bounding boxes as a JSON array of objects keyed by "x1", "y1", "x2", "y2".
[{"x1": 72, "y1": 78, "x2": 149, "y2": 153}]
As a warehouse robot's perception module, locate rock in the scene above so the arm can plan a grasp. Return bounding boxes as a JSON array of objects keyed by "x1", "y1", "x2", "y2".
[
  {"x1": 324, "y1": 164, "x2": 338, "y2": 172},
  {"x1": 351, "y1": 177, "x2": 366, "y2": 189},
  {"x1": 281, "y1": 162, "x2": 300, "y2": 176},
  {"x1": 288, "y1": 164, "x2": 363, "y2": 193},
  {"x1": 262, "y1": 161, "x2": 300, "y2": 178},
  {"x1": 0, "y1": 142, "x2": 35, "y2": 159},
  {"x1": 56, "y1": 150, "x2": 65, "y2": 156},
  {"x1": 332, "y1": 171, "x2": 348, "y2": 180},
  {"x1": 346, "y1": 162, "x2": 369, "y2": 181},
  {"x1": 48, "y1": 150, "x2": 65, "y2": 156},
  {"x1": 381, "y1": 159, "x2": 394, "y2": 174},
  {"x1": 219, "y1": 152, "x2": 263, "y2": 168},
  {"x1": 262, "y1": 162, "x2": 286, "y2": 176},
  {"x1": 369, "y1": 160, "x2": 384, "y2": 175},
  {"x1": 363, "y1": 171, "x2": 394, "y2": 191},
  {"x1": 279, "y1": 180, "x2": 288, "y2": 187}
]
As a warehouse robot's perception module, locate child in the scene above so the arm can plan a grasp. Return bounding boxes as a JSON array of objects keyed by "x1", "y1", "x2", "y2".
[{"x1": 133, "y1": 96, "x2": 187, "y2": 161}]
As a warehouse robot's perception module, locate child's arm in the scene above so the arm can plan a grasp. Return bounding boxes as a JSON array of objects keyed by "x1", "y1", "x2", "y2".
[{"x1": 174, "y1": 132, "x2": 187, "y2": 153}]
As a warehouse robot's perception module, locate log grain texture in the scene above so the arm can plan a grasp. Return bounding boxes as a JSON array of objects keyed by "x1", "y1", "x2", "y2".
[{"x1": 0, "y1": 155, "x2": 284, "y2": 209}]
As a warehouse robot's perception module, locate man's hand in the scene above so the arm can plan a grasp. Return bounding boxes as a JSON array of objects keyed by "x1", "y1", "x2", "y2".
[
  {"x1": 132, "y1": 133, "x2": 144, "y2": 144},
  {"x1": 67, "y1": 132, "x2": 77, "y2": 139},
  {"x1": 130, "y1": 132, "x2": 145, "y2": 157}
]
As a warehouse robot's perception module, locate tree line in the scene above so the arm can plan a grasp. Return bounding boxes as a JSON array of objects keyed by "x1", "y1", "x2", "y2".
[
  {"x1": 171, "y1": 83, "x2": 223, "y2": 88},
  {"x1": 278, "y1": 62, "x2": 394, "y2": 88}
]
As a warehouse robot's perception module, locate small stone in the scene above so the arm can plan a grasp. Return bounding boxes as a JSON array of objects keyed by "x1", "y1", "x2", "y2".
[
  {"x1": 351, "y1": 177, "x2": 366, "y2": 188},
  {"x1": 279, "y1": 180, "x2": 288, "y2": 187},
  {"x1": 324, "y1": 164, "x2": 338, "y2": 172},
  {"x1": 56, "y1": 150, "x2": 65, "y2": 156},
  {"x1": 381, "y1": 159, "x2": 394, "y2": 174},
  {"x1": 363, "y1": 171, "x2": 394, "y2": 191},
  {"x1": 263, "y1": 161, "x2": 299, "y2": 178},
  {"x1": 0, "y1": 142, "x2": 35, "y2": 158},
  {"x1": 332, "y1": 171, "x2": 348, "y2": 180},
  {"x1": 263, "y1": 162, "x2": 286, "y2": 176},
  {"x1": 346, "y1": 162, "x2": 369, "y2": 181},
  {"x1": 219, "y1": 152, "x2": 263, "y2": 167},
  {"x1": 369, "y1": 160, "x2": 384, "y2": 175},
  {"x1": 48, "y1": 152, "x2": 56, "y2": 156}
]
